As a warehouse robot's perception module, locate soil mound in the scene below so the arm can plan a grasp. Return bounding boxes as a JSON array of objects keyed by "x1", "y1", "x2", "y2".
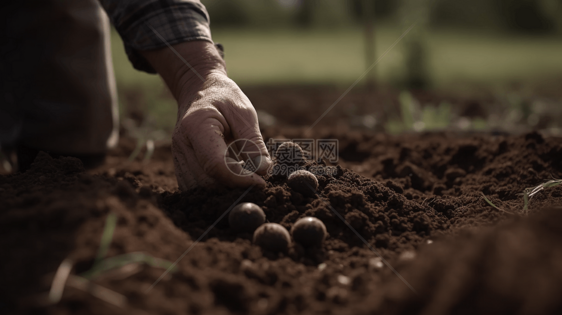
[{"x1": 1, "y1": 131, "x2": 561, "y2": 314}]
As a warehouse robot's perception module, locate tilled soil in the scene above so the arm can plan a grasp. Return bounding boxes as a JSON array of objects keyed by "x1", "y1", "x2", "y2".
[{"x1": 1, "y1": 130, "x2": 562, "y2": 315}]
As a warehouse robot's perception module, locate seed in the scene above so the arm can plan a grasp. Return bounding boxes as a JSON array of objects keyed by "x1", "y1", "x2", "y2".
[
  {"x1": 274, "y1": 142, "x2": 306, "y2": 165},
  {"x1": 288, "y1": 170, "x2": 318, "y2": 196},
  {"x1": 229, "y1": 203, "x2": 266, "y2": 233},
  {"x1": 291, "y1": 217, "x2": 327, "y2": 248},
  {"x1": 253, "y1": 223, "x2": 291, "y2": 252}
]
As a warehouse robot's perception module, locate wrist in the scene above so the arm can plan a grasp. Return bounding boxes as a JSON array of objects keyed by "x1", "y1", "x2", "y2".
[{"x1": 141, "y1": 41, "x2": 226, "y2": 102}]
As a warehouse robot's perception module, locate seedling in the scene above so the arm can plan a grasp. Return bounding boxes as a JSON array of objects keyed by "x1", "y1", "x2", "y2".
[
  {"x1": 49, "y1": 258, "x2": 73, "y2": 303},
  {"x1": 228, "y1": 202, "x2": 266, "y2": 233},
  {"x1": 49, "y1": 258, "x2": 126, "y2": 307},
  {"x1": 291, "y1": 217, "x2": 327, "y2": 248},
  {"x1": 82, "y1": 252, "x2": 177, "y2": 279},
  {"x1": 288, "y1": 170, "x2": 319, "y2": 197},
  {"x1": 48, "y1": 212, "x2": 177, "y2": 307},
  {"x1": 83, "y1": 212, "x2": 177, "y2": 279},
  {"x1": 144, "y1": 139, "x2": 155, "y2": 163},
  {"x1": 481, "y1": 178, "x2": 562, "y2": 215},
  {"x1": 94, "y1": 212, "x2": 117, "y2": 265},
  {"x1": 522, "y1": 179, "x2": 562, "y2": 214},
  {"x1": 129, "y1": 138, "x2": 160, "y2": 163},
  {"x1": 399, "y1": 91, "x2": 417, "y2": 130},
  {"x1": 122, "y1": 118, "x2": 166, "y2": 163},
  {"x1": 481, "y1": 192, "x2": 513, "y2": 215},
  {"x1": 253, "y1": 223, "x2": 291, "y2": 253}
]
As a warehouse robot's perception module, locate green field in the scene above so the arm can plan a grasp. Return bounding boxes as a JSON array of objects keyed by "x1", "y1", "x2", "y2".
[
  {"x1": 110, "y1": 26, "x2": 562, "y2": 133},
  {"x1": 111, "y1": 26, "x2": 562, "y2": 88}
]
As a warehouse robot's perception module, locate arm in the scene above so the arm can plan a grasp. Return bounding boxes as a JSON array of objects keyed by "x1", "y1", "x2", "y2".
[
  {"x1": 99, "y1": 0, "x2": 272, "y2": 190},
  {"x1": 142, "y1": 41, "x2": 272, "y2": 190}
]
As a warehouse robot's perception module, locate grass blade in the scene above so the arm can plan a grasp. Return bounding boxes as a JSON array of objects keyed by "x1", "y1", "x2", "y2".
[
  {"x1": 543, "y1": 181, "x2": 561, "y2": 189},
  {"x1": 143, "y1": 139, "x2": 155, "y2": 163},
  {"x1": 523, "y1": 192, "x2": 529, "y2": 214},
  {"x1": 95, "y1": 213, "x2": 117, "y2": 264},
  {"x1": 522, "y1": 179, "x2": 561, "y2": 211},
  {"x1": 128, "y1": 137, "x2": 145, "y2": 162},
  {"x1": 481, "y1": 192, "x2": 514, "y2": 215},
  {"x1": 399, "y1": 91, "x2": 416, "y2": 130},
  {"x1": 82, "y1": 252, "x2": 177, "y2": 279},
  {"x1": 66, "y1": 275, "x2": 127, "y2": 307},
  {"x1": 481, "y1": 192, "x2": 500, "y2": 210},
  {"x1": 48, "y1": 259, "x2": 74, "y2": 304}
]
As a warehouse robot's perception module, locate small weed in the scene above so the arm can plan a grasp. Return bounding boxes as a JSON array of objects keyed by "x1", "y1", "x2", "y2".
[
  {"x1": 48, "y1": 212, "x2": 177, "y2": 306},
  {"x1": 143, "y1": 139, "x2": 155, "y2": 163},
  {"x1": 82, "y1": 252, "x2": 177, "y2": 279},
  {"x1": 387, "y1": 92, "x2": 454, "y2": 134},
  {"x1": 522, "y1": 179, "x2": 562, "y2": 213},
  {"x1": 122, "y1": 118, "x2": 166, "y2": 163},
  {"x1": 399, "y1": 90, "x2": 417, "y2": 130},
  {"x1": 482, "y1": 178, "x2": 562, "y2": 215},
  {"x1": 480, "y1": 192, "x2": 515, "y2": 215},
  {"x1": 95, "y1": 212, "x2": 117, "y2": 264},
  {"x1": 85, "y1": 212, "x2": 177, "y2": 279}
]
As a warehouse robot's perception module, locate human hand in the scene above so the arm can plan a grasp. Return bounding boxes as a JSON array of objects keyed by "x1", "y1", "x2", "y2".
[
  {"x1": 142, "y1": 41, "x2": 272, "y2": 190},
  {"x1": 172, "y1": 72, "x2": 271, "y2": 190}
]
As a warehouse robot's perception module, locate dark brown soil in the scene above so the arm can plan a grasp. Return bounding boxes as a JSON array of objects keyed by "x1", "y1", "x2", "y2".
[{"x1": 1, "y1": 125, "x2": 562, "y2": 314}]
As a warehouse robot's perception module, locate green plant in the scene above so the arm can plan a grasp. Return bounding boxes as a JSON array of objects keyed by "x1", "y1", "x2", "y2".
[
  {"x1": 83, "y1": 212, "x2": 177, "y2": 279},
  {"x1": 94, "y1": 212, "x2": 117, "y2": 264},
  {"x1": 387, "y1": 93, "x2": 452, "y2": 133},
  {"x1": 398, "y1": 90, "x2": 417, "y2": 130},
  {"x1": 481, "y1": 178, "x2": 562, "y2": 215},
  {"x1": 480, "y1": 192, "x2": 514, "y2": 215},
  {"x1": 522, "y1": 179, "x2": 562, "y2": 213},
  {"x1": 122, "y1": 118, "x2": 167, "y2": 163},
  {"x1": 48, "y1": 213, "x2": 177, "y2": 306},
  {"x1": 421, "y1": 102, "x2": 451, "y2": 130},
  {"x1": 82, "y1": 252, "x2": 177, "y2": 279}
]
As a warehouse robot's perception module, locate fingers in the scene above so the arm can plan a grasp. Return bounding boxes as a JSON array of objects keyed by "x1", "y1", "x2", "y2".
[
  {"x1": 172, "y1": 75, "x2": 274, "y2": 190},
  {"x1": 223, "y1": 103, "x2": 272, "y2": 175},
  {"x1": 172, "y1": 138, "x2": 214, "y2": 190},
  {"x1": 181, "y1": 110, "x2": 266, "y2": 189}
]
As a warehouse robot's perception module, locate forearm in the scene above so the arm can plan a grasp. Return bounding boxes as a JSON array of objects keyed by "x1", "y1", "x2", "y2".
[
  {"x1": 99, "y1": 0, "x2": 213, "y2": 74},
  {"x1": 141, "y1": 41, "x2": 226, "y2": 105}
]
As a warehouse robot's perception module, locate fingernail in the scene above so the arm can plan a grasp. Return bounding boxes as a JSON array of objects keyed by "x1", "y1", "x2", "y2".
[{"x1": 253, "y1": 155, "x2": 272, "y2": 173}]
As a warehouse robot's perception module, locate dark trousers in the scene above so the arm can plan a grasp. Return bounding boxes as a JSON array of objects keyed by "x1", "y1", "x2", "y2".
[{"x1": 0, "y1": 0, "x2": 118, "y2": 169}]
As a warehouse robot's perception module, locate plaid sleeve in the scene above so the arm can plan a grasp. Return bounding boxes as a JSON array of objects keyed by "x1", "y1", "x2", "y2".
[{"x1": 99, "y1": 0, "x2": 213, "y2": 74}]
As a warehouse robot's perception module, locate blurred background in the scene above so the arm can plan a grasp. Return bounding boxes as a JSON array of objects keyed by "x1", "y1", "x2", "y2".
[{"x1": 111, "y1": 0, "x2": 562, "y2": 139}]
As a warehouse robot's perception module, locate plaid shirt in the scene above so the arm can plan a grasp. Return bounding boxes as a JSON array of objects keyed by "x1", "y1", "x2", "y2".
[{"x1": 99, "y1": 0, "x2": 213, "y2": 73}]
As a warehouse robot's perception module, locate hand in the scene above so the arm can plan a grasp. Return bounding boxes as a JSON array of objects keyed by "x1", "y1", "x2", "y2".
[
  {"x1": 173, "y1": 72, "x2": 272, "y2": 190},
  {"x1": 142, "y1": 41, "x2": 272, "y2": 190}
]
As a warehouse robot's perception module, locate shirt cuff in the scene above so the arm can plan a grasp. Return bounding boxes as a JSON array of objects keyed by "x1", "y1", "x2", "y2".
[{"x1": 118, "y1": 5, "x2": 213, "y2": 74}]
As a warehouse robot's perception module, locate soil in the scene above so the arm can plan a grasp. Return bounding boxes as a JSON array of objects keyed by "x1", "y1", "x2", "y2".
[{"x1": 2, "y1": 116, "x2": 562, "y2": 313}]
